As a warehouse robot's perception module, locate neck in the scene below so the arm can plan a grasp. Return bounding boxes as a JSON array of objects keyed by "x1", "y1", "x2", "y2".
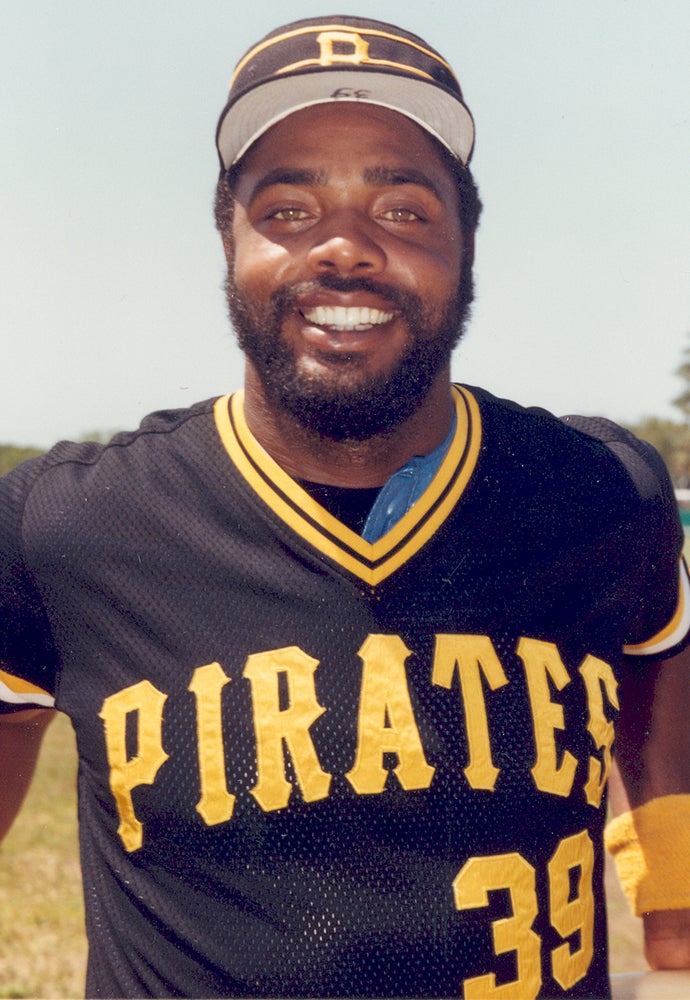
[{"x1": 241, "y1": 365, "x2": 455, "y2": 488}]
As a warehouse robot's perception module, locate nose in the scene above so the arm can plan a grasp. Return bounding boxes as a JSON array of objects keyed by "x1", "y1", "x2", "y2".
[{"x1": 306, "y1": 213, "x2": 386, "y2": 277}]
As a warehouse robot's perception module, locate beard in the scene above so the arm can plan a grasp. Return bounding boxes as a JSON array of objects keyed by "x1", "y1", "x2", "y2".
[{"x1": 225, "y1": 269, "x2": 473, "y2": 441}]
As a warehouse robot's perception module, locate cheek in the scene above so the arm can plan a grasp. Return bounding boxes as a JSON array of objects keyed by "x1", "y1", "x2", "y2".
[
  {"x1": 236, "y1": 246, "x2": 300, "y2": 307},
  {"x1": 387, "y1": 226, "x2": 463, "y2": 297},
  {"x1": 433, "y1": 231, "x2": 464, "y2": 287},
  {"x1": 394, "y1": 252, "x2": 461, "y2": 309},
  {"x1": 230, "y1": 216, "x2": 297, "y2": 294}
]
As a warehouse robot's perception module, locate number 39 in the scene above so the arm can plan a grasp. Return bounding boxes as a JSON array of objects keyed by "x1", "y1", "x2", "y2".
[{"x1": 453, "y1": 829, "x2": 594, "y2": 999}]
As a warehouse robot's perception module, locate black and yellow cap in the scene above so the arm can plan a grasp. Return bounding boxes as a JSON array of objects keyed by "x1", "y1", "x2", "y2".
[{"x1": 216, "y1": 15, "x2": 475, "y2": 170}]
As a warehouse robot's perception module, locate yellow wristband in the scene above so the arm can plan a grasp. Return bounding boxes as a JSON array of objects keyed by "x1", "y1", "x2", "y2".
[{"x1": 605, "y1": 795, "x2": 690, "y2": 916}]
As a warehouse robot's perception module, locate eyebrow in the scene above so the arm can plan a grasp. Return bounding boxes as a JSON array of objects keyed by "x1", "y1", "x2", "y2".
[
  {"x1": 246, "y1": 168, "x2": 327, "y2": 202},
  {"x1": 245, "y1": 165, "x2": 444, "y2": 203},
  {"x1": 362, "y1": 166, "x2": 444, "y2": 201}
]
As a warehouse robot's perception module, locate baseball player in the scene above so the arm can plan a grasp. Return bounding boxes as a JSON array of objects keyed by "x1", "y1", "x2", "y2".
[{"x1": 1, "y1": 15, "x2": 689, "y2": 999}]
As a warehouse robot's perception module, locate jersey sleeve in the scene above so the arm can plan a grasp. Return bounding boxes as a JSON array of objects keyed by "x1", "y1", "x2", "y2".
[
  {"x1": 0, "y1": 457, "x2": 59, "y2": 713},
  {"x1": 561, "y1": 414, "x2": 690, "y2": 662}
]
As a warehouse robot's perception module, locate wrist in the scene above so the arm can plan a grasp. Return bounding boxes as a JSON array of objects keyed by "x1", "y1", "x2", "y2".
[{"x1": 605, "y1": 795, "x2": 690, "y2": 916}]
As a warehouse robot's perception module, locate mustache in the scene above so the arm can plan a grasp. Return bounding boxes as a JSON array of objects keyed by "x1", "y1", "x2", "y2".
[{"x1": 268, "y1": 274, "x2": 424, "y2": 317}]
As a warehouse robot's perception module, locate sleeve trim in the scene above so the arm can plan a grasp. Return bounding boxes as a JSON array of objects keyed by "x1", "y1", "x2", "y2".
[
  {"x1": 0, "y1": 667, "x2": 55, "y2": 708},
  {"x1": 623, "y1": 558, "x2": 690, "y2": 657}
]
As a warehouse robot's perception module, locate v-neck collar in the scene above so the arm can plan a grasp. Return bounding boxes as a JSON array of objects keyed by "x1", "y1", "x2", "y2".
[{"x1": 213, "y1": 385, "x2": 482, "y2": 586}]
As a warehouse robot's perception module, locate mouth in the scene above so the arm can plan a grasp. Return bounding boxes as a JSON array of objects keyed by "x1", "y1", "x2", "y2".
[{"x1": 300, "y1": 305, "x2": 395, "y2": 332}]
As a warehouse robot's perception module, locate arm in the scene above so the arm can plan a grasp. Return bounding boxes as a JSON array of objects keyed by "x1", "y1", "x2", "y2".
[
  {"x1": 609, "y1": 645, "x2": 690, "y2": 969},
  {"x1": 0, "y1": 707, "x2": 56, "y2": 841}
]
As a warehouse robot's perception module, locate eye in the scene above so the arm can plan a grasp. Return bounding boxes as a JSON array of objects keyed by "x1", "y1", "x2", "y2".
[
  {"x1": 379, "y1": 206, "x2": 425, "y2": 224},
  {"x1": 268, "y1": 206, "x2": 311, "y2": 222}
]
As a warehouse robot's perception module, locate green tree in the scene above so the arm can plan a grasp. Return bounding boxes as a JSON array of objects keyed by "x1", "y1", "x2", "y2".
[
  {"x1": 674, "y1": 333, "x2": 690, "y2": 425},
  {"x1": 0, "y1": 431, "x2": 115, "y2": 478},
  {"x1": 0, "y1": 444, "x2": 44, "y2": 476},
  {"x1": 623, "y1": 417, "x2": 690, "y2": 487}
]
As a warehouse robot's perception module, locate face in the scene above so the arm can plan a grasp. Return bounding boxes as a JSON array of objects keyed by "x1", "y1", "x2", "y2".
[{"x1": 224, "y1": 103, "x2": 472, "y2": 440}]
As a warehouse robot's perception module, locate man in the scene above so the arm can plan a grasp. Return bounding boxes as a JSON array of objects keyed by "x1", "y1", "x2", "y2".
[{"x1": 1, "y1": 15, "x2": 689, "y2": 999}]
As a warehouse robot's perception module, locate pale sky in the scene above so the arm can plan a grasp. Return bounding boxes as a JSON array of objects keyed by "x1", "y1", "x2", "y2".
[{"x1": 2, "y1": 0, "x2": 689, "y2": 448}]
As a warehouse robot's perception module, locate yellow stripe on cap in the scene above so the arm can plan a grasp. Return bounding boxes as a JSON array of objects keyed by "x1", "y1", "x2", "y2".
[
  {"x1": 277, "y1": 56, "x2": 435, "y2": 82},
  {"x1": 229, "y1": 22, "x2": 458, "y2": 89}
]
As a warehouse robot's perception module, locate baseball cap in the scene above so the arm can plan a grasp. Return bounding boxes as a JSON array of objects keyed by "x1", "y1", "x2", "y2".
[{"x1": 215, "y1": 15, "x2": 475, "y2": 171}]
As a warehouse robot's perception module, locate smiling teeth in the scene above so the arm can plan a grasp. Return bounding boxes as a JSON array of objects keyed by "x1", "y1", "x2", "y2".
[{"x1": 303, "y1": 305, "x2": 394, "y2": 331}]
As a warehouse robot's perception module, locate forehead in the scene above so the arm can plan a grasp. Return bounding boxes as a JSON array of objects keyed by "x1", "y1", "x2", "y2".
[{"x1": 235, "y1": 103, "x2": 458, "y2": 189}]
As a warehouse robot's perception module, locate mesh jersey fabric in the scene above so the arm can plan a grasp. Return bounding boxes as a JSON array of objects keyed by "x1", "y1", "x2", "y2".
[{"x1": 0, "y1": 384, "x2": 687, "y2": 999}]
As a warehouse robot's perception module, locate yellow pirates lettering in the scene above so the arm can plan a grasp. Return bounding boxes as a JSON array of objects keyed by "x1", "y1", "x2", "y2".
[
  {"x1": 518, "y1": 638, "x2": 578, "y2": 797},
  {"x1": 188, "y1": 662, "x2": 235, "y2": 825},
  {"x1": 432, "y1": 634, "x2": 508, "y2": 791},
  {"x1": 346, "y1": 634, "x2": 435, "y2": 794},
  {"x1": 579, "y1": 654, "x2": 619, "y2": 808},
  {"x1": 99, "y1": 679, "x2": 169, "y2": 852},
  {"x1": 99, "y1": 634, "x2": 620, "y2": 851},
  {"x1": 244, "y1": 645, "x2": 332, "y2": 811}
]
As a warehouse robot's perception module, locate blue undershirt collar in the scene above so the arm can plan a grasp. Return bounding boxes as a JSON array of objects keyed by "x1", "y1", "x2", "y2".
[{"x1": 361, "y1": 415, "x2": 457, "y2": 543}]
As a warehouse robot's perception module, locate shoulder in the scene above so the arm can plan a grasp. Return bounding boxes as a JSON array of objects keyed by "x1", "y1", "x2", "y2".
[
  {"x1": 24, "y1": 397, "x2": 216, "y2": 475},
  {"x1": 0, "y1": 398, "x2": 222, "y2": 528},
  {"x1": 558, "y1": 413, "x2": 674, "y2": 503},
  {"x1": 464, "y1": 385, "x2": 673, "y2": 503},
  {"x1": 42, "y1": 397, "x2": 218, "y2": 469}
]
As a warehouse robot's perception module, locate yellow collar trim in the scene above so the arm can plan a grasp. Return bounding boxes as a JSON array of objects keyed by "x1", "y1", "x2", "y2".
[{"x1": 213, "y1": 385, "x2": 481, "y2": 586}]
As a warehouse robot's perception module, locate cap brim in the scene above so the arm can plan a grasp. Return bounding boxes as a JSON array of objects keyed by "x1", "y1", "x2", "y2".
[{"x1": 216, "y1": 69, "x2": 475, "y2": 169}]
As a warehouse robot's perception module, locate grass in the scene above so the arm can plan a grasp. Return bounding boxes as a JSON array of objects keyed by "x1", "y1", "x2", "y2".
[
  {"x1": 0, "y1": 714, "x2": 647, "y2": 998},
  {"x1": 0, "y1": 714, "x2": 86, "y2": 998}
]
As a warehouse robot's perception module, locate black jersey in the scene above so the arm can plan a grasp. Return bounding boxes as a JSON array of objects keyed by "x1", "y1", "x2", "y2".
[{"x1": 1, "y1": 385, "x2": 688, "y2": 999}]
